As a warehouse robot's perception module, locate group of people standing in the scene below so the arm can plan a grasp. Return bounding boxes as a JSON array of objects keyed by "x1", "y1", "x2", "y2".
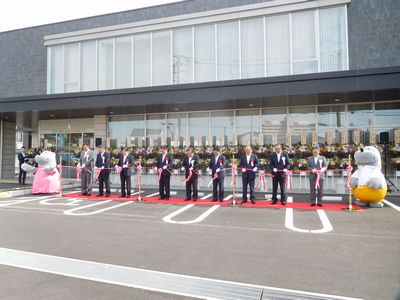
[{"x1": 77, "y1": 144, "x2": 328, "y2": 206}]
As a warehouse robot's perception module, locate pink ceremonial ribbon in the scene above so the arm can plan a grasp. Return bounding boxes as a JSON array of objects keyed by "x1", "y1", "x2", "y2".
[
  {"x1": 258, "y1": 171, "x2": 267, "y2": 190},
  {"x1": 314, "y1": 170, "x2": 321, "y2": 190},
  {"x1": 76, "y1": 165, "x2": 83, "y2": 180},
  {"x1": 346, "y1": 165, "x2": 353, "y2": 188},
  {"x1": 93, "y1": 167, "x2": 102, "y2": 183},
  {"x1": 136, "y1": 164, "x2": 142, "y2": 184},
  {"x1": 208, "y1": 172, "x2": 219, "y2": 188},
  {"x1": 182, "y1": 169, "x2": 193, "y2": 183},
  {"x1": 231, "y1": 164, "x2": 237, "y2": 186},
  {"x1": 285, "y1": 171, "x2": 293, "y2": 191}
]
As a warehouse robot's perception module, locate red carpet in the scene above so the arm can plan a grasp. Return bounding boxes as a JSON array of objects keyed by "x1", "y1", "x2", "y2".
[{"x1": 63, "y1": 193, "x2": 362, "y2": 211}]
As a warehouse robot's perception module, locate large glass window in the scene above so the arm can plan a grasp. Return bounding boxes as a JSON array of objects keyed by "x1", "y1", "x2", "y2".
[
  {"x1": 289, "y1": 106, "x2": 316, "y2": 129},
  {"x1": 153, "y1": 31, "x2": 171, "y2": 86},
  {"x1": 217, "y1": 21, "x2": 239, "y2": 80},
  {"x1": 194, "y1": 24, "x2": 215, "y2": 82},
  {"x1": 167, "y1": 113, "x2": 188, "y2": 146},
  {"x1": 115, "y1": 36, "x2": 132, "y2": 89},
  {"x1": 265, "y1": 14, "x2": 290, "y2": 76},
  {"x1": 319, "y1": 6, "x2": 347, "y2": 72},
  {"x1": 348, "y1": 104, "x2": 372, "y2": 128},
  {"x1": 317, "y1": 105, "x2": 346, "y2": 143},
  {"x1": 241, "y1": 18, "x2": 264, "y2": 79},
  {"x1": 292, "y1": 10, "x2": 318, "y2": 74},
  {"x1": 49, "y1": 46, "x2": 63, "y2": 93},
  {"x1": 133, "y1": 33, "x2": 151, "y2": 87},
  {"x1": 189, "y1": 112, "x2": 209, "y2": 146},
  {"x1": 211, "y1": 111, "x2": 234, "y2": 145},
  {"x1": 146, "y1": 114, "x2": 165, "y2": 146},
  {"x1": 236, "y1": 109, "x2": 260, "y2": 145},
  {"x1": 261, "y1": 108, "x2": 287, "y2": 145},
  {"x1": 109, "y1": 115, "x2": 145, "y2": 147},
  {"x1": 80, "y1": 41, "x2": 97, "y2": 91},
  {"x1": 375, "y1": 102, "x2": 400, "y2": 127},
  {"x1": 98, "y1": 38, "x2": 114, "y2": 90},
  {"x1": 64, "y1": 43, "x2": 79, "y2": 92},
  {"x1": 173, "y1": 27, "x2": 193, "y2": 84}
]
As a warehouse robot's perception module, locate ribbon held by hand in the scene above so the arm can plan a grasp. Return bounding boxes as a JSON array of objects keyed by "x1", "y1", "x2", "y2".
[
  {"x1": 258, "y1": 171, "x2": 267, "y2": 191},
  {"x1": 285, "y1": 171, "x2": 293, "y2": 191},
  {"x1": 346, "y1": 165, "x2": 353, "y2": 188},
  {"x1": 208, "y1": 172, "x2": 218, "y2": 188}
]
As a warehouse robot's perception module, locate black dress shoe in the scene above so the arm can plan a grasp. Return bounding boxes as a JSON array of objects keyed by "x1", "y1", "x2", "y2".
[
  {"x1": 105, "y1": 194, "x2": 110, "y2": 197},
  {"x1": 211, "y1": 199, "x2": 217, "y2": 202},
  {"x1": 158, "y1": 197, "x2": 165, "y2": 200},
  {"x1": 166, "y1": 198, "x2": 169, "y2": 201},
  {"x1": 318, "y1": 203, "x2": 323, "y2": 207},
  {"x1": 281, "y1": 202, "x2": 286, "y2": 206},
  {"x1": 127, "y1": 195, "x2": 131, "y2": 198},
  {"x1": 271, "y1": 201, "x2": 277, "y2": 205},
  {"x1": 251, "y1": 200, "x2": 256, "y2": 204},
  {"x1": 87, "y1": 194, "x2": 91, "y2": 196},
  {"x1": 241, "y1": 201, "x2": 247, "y2": 204},
  {"x1": 184, "y1": 198, "x2": 191, "y2": 201},
  {"x1": 81, "y1": 193, "x2": 87, "y2": 196},
  {"x1": 96, "y1": 194, "x2": 103, "y2": 197},
  {"x1": 311, "y1": 203, "x2": 316, "y2": 207},
  {"x1": 120, "y1": 195, "x2": 126, "y2": 198},
  {"x1": 219, "y1": 199, "x2": 223, "y2": 202},
  {"x1": 192, "y1": 198, "x2": 197, "y2": 201}
]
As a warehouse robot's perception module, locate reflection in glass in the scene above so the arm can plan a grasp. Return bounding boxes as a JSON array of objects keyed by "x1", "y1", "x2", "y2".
[
  {"x1": 236, "y1": 109, "x2": 260, "y2": 145},
  {"x1": 50, "y1": 46, "x2": 63, "y2": 93},
  {"x1": 81, "y1": 41, "x2": 97, "y2": 91},
  {"x1": 153, "y1": 31, "x2": 171, "y2": 86},
  {"x1": 241, "y1": 18, "x2": 264, "y2": 79},
  {"x1": 109, "y1": 115, "x2": 145, "y2": 147},
  {"x1": 348, "y1": 104, "x2": 372, "y2": 127},
  {"x1": 167, "y1": 113, "x2": 188, "y2": 146},
  {"x1": 217, "y1": 21, "x2": 239, "y2": 80},
  {"x1": 211, "y1": 111, "x2": 234, "y2": 145},
  {"x1": 64, "y1": 43, "x2": 79, "y2": 92},
  {"x1": 173, "y1": 27, "x2": 193, "y2": 84},
  {"x1": 134, "y1": 34, "x2": 151, "y2": 87},
  {"x1": 98, "y1": 39, "x2": 114, "y2": 90},
  {"x1": 194, "y1": 24, "x2": 215, "y2": 82},
  {"x1": 116, "y1": 36, "x2": 132, "y2": 89},
  {"x1": 189, "y1": 112, "x2": 209, "y2": 146}
]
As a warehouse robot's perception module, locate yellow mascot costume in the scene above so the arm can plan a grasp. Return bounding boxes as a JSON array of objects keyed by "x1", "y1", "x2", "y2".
[{"x1": 350, "y1": 146, "x2": 386, "y2": 208}]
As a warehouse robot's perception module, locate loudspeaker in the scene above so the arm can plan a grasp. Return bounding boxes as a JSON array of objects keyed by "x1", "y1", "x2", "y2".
[
  {"x1": 379, "y1": 132, "x2": 389, "y2": 144},
  {"x1": 95, "y1": 138, "x2": 102, "y2": 147}
]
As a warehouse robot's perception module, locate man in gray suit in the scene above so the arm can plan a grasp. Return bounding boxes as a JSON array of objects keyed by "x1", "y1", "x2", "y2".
[
  {"x1": 79, "y1": 143, "x2": 95, "y2": 196},
  {"x1": 307, "y1": 146, "x2": 327, "y2": 207}
]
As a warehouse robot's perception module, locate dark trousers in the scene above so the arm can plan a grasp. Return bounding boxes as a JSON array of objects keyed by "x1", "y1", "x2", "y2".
[
  {"x1": 120, "y1": 172, "x2": 131, "y2": 196},
  {"x1": 309, "y1": 178, "x2": 324, "y2": 204},
  {"x1": 98, "y1": 170, "x2": 110, "y2": 196},
  {"x1": 159, "y1": 173, "x2": 170, "y2": 199},
  {"x1": 213, "y1": 177, "x2": 224, "y2": 201},
  {"x1": 81, "y1": 170, "x2": 92, "y2": 194},
  {"x1": 242, "y1": 174, "x2": 255, "y2": 201},
  {"x1": 18, "y1": 167, "x2": 26, "y2": 184},
  {"x1": 272, "y1": 176, "x2": 286, "y2": 203},
  {"x1": 186, "y1": 176, "x2": 198, "y2": 199}
]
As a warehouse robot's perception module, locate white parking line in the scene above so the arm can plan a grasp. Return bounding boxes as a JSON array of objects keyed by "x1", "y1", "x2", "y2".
[
  {"x1": 0, "y1": 247, "x2": 362, "y2": 300},
  {"x1": 284, "y1": 197, "x2": 333, "y2": 234},
  {"x1": 145, "y1": 192, "x2": 160, "y2": 198},
  {"x1": 382, "y1": 199, "x2": 400, "y2": 212},
  {"x1": 162, "y1": 204, "x2": 220, "y2": 224},
  {"x1": 223, "y1": 195, "x2": 233, "y2": 200},
  {"x1": 322, "y1": 196, "x2": 343, "y2": 201},
  {"x1": 64, "y1": 200, "x2": 132, "y2": 216},
  {"x1": 0, "y1": 196, "x2": 54, "y2": 207},
  {"x1": 200, "y1": 193, "x2": 213, "y2": 200},
  {"x1": 39, "y1": 198, "x2": 83, "y2": 206}
]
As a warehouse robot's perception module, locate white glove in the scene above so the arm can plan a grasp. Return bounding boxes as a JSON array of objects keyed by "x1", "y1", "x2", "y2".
[
  {"x1": 242, "y1": 168, "x2": 246, "y2": 173},
  {"x1": 181, "y1": 167, "x2": 185, "y2": 171},
  {"x1": 273, "y1": 168, "x2": 277, "y2": 172},
  {"x1": 321, "y1": 167, "x2": 326, "y2": 172},
  {"x1": 162, "y1": 165, "x2": 167, "y2": 170},
  {"x1": 101, "y1": 166, "x2": 104, "y2": 169},
  {"x1": 312, "y1": 168, "x2": 317, "y2": 173},
  {"x1": 81, "y1": 164, "x2": 85, "y2": 168},
  {"x1": 123, "y1": 164, "x2": 128, "y2": 168},
  {"x1": 216, "y1": 168, "x2": 220, "y2": 173},
  {"x1": 153, "y1": 167, "x2": 158, "y2": 172},
  {"x1": 206, "y1": 167, "x2": 211, "y2": 173},
  {"x1": 283, "y1": 168, "x2": 288, "y2": 173},
  {"x1": 252, "y1": 167, "x2": 257, "y2": 172},
  {"x1": 189, "y1": 167, "x2": 193, "y2": 171}
]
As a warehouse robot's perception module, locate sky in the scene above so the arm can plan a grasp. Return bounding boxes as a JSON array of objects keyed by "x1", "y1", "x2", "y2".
[{"x1": 0, "y1": 0, "x2": 183, "y2": 32}]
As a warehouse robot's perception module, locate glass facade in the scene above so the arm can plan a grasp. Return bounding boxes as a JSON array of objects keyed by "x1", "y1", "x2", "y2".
[
  {"x1": 107, "y1": 101, "x2": 400, "y2": 147},
  {"x1": 47, "y1": 5, "x2": 348, "y2": 93}
]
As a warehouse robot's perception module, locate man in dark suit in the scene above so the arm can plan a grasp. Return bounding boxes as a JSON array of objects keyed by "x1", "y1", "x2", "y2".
[
  {"x1": 269, "y1": 144, "x2": 290, "y2": 205},
  {"x1": 17, "y1": 146, "x2": 29, "y2": 185},
  {"x1": 307, "y1": 146, "x2": 327, "y2": 207},
  {"x1": 118, "y1": 148, "x2": 134, "y2": 198},
  {"x1": 156, "y1": 146, "x2": 173, "y2": 200},
  {"x1": 95, "y1": 145, "x2": 111, "y2": 197},
  {"x1": 208, "y1": 147, "x2": 226, "y2": 202},
  {"x1": 181, "y1": 148, "x2": 200, "y2": 201},
  {"x1": 240, "y1": 145, "x2": 260, "y2": 204},
  {"x1": 78, "y1": 143, "x2": 95, "y2": 196}
]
